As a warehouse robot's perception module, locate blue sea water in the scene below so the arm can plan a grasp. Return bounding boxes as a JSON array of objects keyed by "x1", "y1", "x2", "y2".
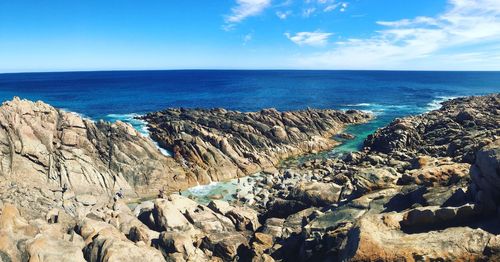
[{"x1": 0, "y1": 70, "x2": 499, "y2": 153}]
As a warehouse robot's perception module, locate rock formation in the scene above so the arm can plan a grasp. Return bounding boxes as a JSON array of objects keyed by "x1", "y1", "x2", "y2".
[
  {"x1": 0, "y1": 97, "x2": 193, "y2": 199},
  {"x1": 365, "y1": 94, "x2": 499, "y2": 163},
  {"x1": 0, "y1": 94, "x2": 499, "y2": 261},
  {"x1": 141, "y1": 108, "x2": 371, "y2": 183}
]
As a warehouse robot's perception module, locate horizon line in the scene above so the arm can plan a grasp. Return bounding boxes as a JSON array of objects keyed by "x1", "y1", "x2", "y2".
[{"x1": 1, "y1": 68, "x2": 500, "y2": 75}]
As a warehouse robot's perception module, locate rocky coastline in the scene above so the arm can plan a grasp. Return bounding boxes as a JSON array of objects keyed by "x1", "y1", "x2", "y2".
[
  {"x1": 140, "y1": 107, "x2": 372, "y2": 184},
  {"x1": 0, "y1": 94, "x2": 498, "y2": 261}
]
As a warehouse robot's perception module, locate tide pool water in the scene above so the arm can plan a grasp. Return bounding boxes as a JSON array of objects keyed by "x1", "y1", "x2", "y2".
[{"x1": 0, "y1": 70, "x2": 499, "y2": 153}]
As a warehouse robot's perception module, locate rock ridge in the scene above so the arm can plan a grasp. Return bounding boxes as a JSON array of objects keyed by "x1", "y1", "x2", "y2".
[{"x1": 141, "y1": 107, "x2": 372, "y2": 184}]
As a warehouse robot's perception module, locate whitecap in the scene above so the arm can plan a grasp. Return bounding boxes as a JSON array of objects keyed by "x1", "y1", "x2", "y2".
[
  {"x1": 59, "y1": 108, "x2": 93, "y2": 121},
  {"x1": 105, "y1": 113, "x2": 172, "y2": 156},
  {"x1": 344, "y1": 103, "x2": 372, "y2": 107},
  {"x1": 425, "y1": 96, "x2": 459, "y2": 112}
]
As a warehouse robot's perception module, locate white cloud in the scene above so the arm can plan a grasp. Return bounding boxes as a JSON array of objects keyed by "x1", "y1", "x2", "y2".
[
  {"x1": 303, "y1": 7, "x2": 316, "y2": 17},
  {"x1": 285, "y1": 31, "x2": 333, "y2": 46},
  {"x1": 324, "y1": 4, "x2": 340, "y2": 12},
  {"x1": 276, "y1": 10, "x2": 292, "y2": 19},
  {"x1": 243, "y1": 33, "x2": 253, "y2": 44},
  {"x1": 293, "y1": 0, "x2": 500, "y2": 69},
  {"x1": 339, "y1": 2, "x2": 347, "y2": 12},
  {"x1": 224, "y1": 0, "x2": 271, "y2": 29}
]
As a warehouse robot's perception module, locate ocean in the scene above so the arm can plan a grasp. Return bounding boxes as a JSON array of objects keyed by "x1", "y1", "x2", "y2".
[{"x1": 0, "y1": 70, "x2": 499, "y2": 154}]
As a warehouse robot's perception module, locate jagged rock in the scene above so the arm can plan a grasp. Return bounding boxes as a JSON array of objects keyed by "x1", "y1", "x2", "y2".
[
  {"x1": 128, "y1": 226, "x2": 151, "y2": 244},
  {"x1": 470, "y1": 139, "x2": 500, "y2": 215},
  {"x1": 401, "y1": 158, "x2": 470, "y2": 186},
  {"x1": 353, "y1": 167, "x2": 399, "y2": 193},
  {"x1": 265, "y1": 198, "x2": 308, "y2": 219},
  {"x1": 261, "y1": 218, "x2": 285, "y2": 239},
  {"x1": 158, "y1": 232, "x2": 196, "y2": 257},
  {"x1": 201, "y1": 232, "x2": 249, "y2": 261},
  {"x1": 207, "y1": 200, "x2": 233, "y2": 215},
  {"x1": 75, "y1": 194, "x2": 97, "y2": 206},
  {"x1": 184, "y1": 205, "x2": 235, "y2": 233},
  {"x1": 78, "y1": 218, "x2": 165, "y2": 262},
  {"x1": 226, "y1": 207, "x2": 260, "y2": 231},
  {"x1": 152, "y1": 199, "x2": 193, "y2": 232},
  {"x1": 0, "y1": 97, "x2": 194, "y2": 199},
  {"x1": 0, "y1": 203, "x2": 39, "y2": 261},
  {"x1": 0, "y1": 94, "x2": 498, "y2": 261},
  {"x1": 365, "y1": 94, "x2": 499, "y2": 163},
  {"x1": 142, "y1": 108, "x2": 371, "y2": 183},
  {"x1": 340, "y1": 211, "x2": 493, "y2": 261},
  {"x1": 287, "y1": 181, "x2": 342, "y2": 206},
  {"x1": 26, "y1": 234, "x2": 86, "y2": 262},
  {"x1": 251, "y1": 233, "x2": 274, "y2": 253}
]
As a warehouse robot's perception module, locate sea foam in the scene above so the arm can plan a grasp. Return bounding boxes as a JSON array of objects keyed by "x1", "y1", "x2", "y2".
[
  {"x1": 105, "y1": 113, "x2": 172, "y2": 156},
  {"x1": 425, "y1": 96, "x2": 458, "y2": 112}
]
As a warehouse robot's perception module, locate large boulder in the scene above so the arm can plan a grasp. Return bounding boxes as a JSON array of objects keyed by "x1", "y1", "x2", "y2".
[
  {"x1": 26, "y1": 234, "x2": 86, "y2": 262},
  {"x1": 201, "y1": 232, "x2": 249, "y2": 261},
  {"x1": 470, "y1": 139, "x2": 500, "y2": 214},
  {"x1": 226, "y1": 207, "x2": 261, "y2": 231},
  {"x1": 287, "y1": 181, "x2": 342, "y2": 206},
  {"x1": 78, "y1": 219, "x2": 165, "y2": 262},
  {"x1": 340, "y1": 211, "x2": 493, "y2": 261},
  {"x1": 152, "y1": 199, "x2": 193, "y2": 232}
]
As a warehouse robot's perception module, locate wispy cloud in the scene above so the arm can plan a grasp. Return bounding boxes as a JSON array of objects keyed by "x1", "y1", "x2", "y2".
[
  {"x1": 302, "y1": 7, "x2": 316, "y2": 17},
  {"x1": 318, "y1": 0, "x2": 348, "y2": 13},
  {"x1": 324, "y1": 4, "x2": 341, "y2": 12},
  {"x1": 243, "y1": 33, "x2": 253, "y2": 44},
  {"x1": 285, "y1": 31, "x2": 333, "y2": 46},
  {"x1": 276, "y1": 10, "x2": 292, "y2": 19},
  {"x1": 293, "y1": 0, "x2": 500, "y2": 69},
  {"x1": 224, "y1": 0, "x2": 271, "y2": 30},
  {"x1": 339, "y1": 3, "x2": 347, "y2": 12}
]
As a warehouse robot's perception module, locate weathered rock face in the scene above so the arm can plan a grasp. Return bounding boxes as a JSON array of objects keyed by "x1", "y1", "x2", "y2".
[
  {"x1": 0, "y1": 203, "x2": 86, "y2": 262},
  {"x1": 141, "y1": 108, "x2": 371, "y2": 183},
  {"x1": 365, "y1": 94, "x2": 499, "y2": 163},
  {"x1": 0, "y1": 94, "x2": 499, "y2": 262},
  {"x1": 255, "y1": 95, "x2": 500, "y2": 261},
  {"x1": 0, "y1": 97, "x2": 193, "y2": 197},
  {"x1": 470, "y1": 139, "x2": 500, "y2": 215}
]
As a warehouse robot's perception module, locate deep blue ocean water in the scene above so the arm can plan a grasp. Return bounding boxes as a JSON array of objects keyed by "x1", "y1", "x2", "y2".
[{"x1": 0, "y1": 70, "x2": 499, "y2": 153}]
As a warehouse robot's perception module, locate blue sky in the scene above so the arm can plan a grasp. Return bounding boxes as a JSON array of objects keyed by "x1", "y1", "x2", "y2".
[{"x1": 0, "y1": 0, "x2": 499, "y2": 72}]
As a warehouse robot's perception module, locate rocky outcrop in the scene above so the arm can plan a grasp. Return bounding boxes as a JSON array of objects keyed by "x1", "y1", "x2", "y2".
[
  {"x1": 470, "y1": 139, "x2": 500, "y2": 215},
  {"x1": 0, "y1": 97, "x2": 193, "y2": 198},
  {"x1": 365, "y1": 94, "x2": 499, "y2": 163},
  {"x1": 141, "y1": 108, "x2": 371, "y2": 183},
  {"x1": 0, "y1": 94, "x2": 499, "y2": 262}
]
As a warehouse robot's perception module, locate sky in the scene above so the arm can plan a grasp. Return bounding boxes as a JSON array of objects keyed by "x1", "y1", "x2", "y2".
[{"x1": 0, "y1": 0, "x2": 499, "y2": 72}]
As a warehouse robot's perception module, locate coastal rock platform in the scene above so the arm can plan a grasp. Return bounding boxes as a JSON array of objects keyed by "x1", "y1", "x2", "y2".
[{"x1": 0, "y1": 94, "x2": 498, "y2": 261}]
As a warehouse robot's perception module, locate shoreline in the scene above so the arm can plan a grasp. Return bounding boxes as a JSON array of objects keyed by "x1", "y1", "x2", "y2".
[
  {"x1": 61, "y1": 94, "x2": 462, "y2": 201},
  {"x1": 0, "y1": 93, "x2": 498, "y2": 261}
]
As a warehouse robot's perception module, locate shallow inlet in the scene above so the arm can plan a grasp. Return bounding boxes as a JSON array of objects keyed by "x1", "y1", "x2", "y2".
[
  {"x1": 125, "y1": 95, "x2": 456, "y2": 205},
  {"x1": 179, "y1": 123, "x2": 372, "y2": 205}
]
